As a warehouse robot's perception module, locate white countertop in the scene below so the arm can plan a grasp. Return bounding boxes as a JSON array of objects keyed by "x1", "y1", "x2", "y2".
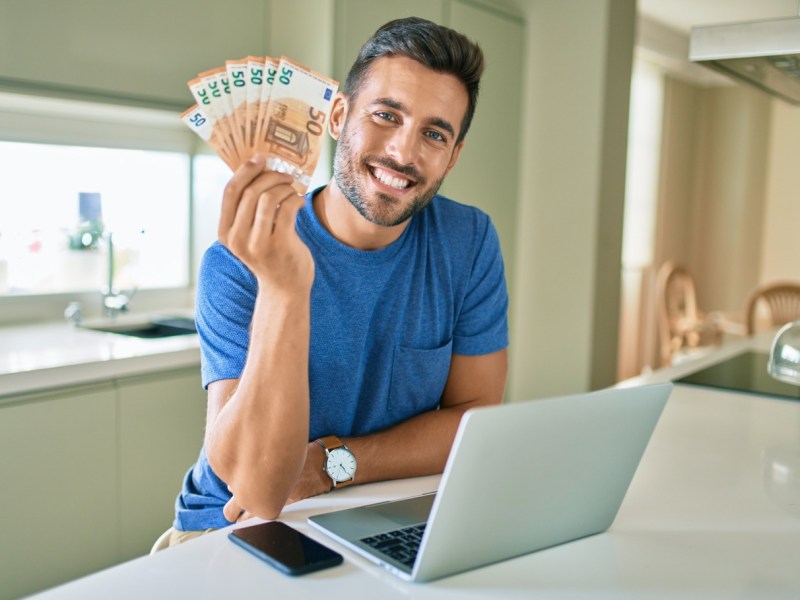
[
  {"x1": 0, "y1": 314, "x2": 200, "y2": 398},
  {"x1": 25, "y1": 337, "x2": 800, "y2": 599}
]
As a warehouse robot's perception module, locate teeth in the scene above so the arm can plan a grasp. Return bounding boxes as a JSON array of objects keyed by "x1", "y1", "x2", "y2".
[{"x1": 373, "y1": 167, "x2": 410, "y2": 190}]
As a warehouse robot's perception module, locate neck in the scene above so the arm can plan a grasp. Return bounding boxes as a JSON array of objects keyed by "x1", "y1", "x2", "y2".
[{"x1": 313, "y1": 180, "x2": 410, "y2": 251}]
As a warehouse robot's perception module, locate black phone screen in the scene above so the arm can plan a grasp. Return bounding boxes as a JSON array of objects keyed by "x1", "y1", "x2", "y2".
[{"x1": 228, "y1": 521, "x2": 343, "y2": 576}]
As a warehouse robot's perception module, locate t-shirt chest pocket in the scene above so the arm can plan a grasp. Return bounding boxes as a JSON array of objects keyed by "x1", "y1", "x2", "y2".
[{"x1": 387, "y1": 340, "x2": 453, "y2": 421}]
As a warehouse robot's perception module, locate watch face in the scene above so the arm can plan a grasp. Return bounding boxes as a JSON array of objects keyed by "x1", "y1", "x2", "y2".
[{"x1": 325, "y1": 447, "x2": 356, "y2": 483}]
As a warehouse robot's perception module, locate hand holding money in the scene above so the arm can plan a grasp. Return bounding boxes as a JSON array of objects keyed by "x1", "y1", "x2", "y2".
[
  {"x1": 219, "y1": 155, "x2": 314, "y2": 294},
  {"x1": 181, "y1": 56, "x2": 339, "y2": 195}
]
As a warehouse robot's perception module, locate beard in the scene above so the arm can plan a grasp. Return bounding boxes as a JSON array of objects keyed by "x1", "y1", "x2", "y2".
[{"x1": 332, "y1": 122, "x2": 445, "y2": 228}]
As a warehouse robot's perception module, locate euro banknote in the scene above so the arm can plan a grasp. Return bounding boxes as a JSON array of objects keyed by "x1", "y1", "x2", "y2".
[{"x1": 182, "y1": 56, "x2": 338, "y2": 194}]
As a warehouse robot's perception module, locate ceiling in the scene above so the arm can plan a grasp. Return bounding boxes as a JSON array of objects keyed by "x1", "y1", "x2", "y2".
[{"x1": 638, "y1": 0, "x2": 799, "y2": 34}]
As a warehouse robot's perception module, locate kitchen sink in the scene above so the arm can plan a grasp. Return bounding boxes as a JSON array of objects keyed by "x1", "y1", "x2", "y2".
[{"x1": 83, "y1": 316, "x2": 197, "y2": 338}]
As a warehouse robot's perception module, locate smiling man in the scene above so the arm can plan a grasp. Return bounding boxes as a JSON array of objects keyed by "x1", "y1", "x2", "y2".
[{"x1": 170, "y1": 16, "x2": 509, "y2": 543}]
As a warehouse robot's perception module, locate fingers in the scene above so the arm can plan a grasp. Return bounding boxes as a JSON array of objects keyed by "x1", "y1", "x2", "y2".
[
  {"x1": 223, "y1": 495, "x2": 243, "y2": 523},
  {"x1": 219, "y1": 155, "x2": 265, "y2": 241},
  {"x1": 218, "y1": 155, "x2": 294, "y2": 245},
  {"x1": 270, "y1": 194, "x2": 306, "y2": 238},
  {"x1": 217, "y1": 158, "x2": 313, "y2": 290},
  {"x1": 251, "y1": 188, "x2": 299, "y2": 240},
  {"x1": 237, "y1": 510, "x2": 254, "y2": 523}
]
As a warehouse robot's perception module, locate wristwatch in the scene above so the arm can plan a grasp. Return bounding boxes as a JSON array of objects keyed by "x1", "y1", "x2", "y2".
[{"x1": 316, "y1": 435, "x2": 357, "y2": 489}]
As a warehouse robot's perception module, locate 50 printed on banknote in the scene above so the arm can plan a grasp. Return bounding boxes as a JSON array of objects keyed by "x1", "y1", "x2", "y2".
[{"x1": 181, "y1": 56, "x2": 338, "y2": 194}]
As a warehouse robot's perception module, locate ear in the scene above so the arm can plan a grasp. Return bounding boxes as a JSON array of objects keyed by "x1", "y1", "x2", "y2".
[
  {"x1": 444, "y1": 141, "x2": 465, "y2": 178},
  {"x1": 328, "y1": 92, "x2": 349, "y2": 141}
]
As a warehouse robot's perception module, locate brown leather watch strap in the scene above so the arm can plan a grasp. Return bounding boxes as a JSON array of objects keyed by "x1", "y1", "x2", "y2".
[{"x1": 316, "y1": 435, "x2": 345, "y2": 451}]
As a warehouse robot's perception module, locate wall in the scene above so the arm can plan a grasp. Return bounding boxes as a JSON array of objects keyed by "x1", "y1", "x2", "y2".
[
  {"x1": 690, "y1": 86, "x2": 771, "y2": 312},
  {"x1": 760, "y1": 101, "x2": 800, "y2": 283},
  {"x1": 643, "y1": 76, "x2": 771, "y2": 368},
  {"x1": 506, "y1": 0, "x2": 635, "y2": 399},
  {"x1": 0, "y1": 0, "x2": 638, "y2": 399},
  {"x1": 638, "y1": 12, "x2": 794, "y2": 313},
  {"x1": 655, "y1": 76, "x2": 701, "y2": 273},
  {"x1": 622, "y1": 13, "x2": 794, "y2": 375}
]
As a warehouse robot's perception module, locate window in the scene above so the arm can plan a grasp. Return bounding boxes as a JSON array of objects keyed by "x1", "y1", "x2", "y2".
[
  {"x1": 0, "y1": 91, "x2": 207, "y2": 323},
  {"x1": 0, "y1": 141, "x2": 189, "y2": 295},
  {"x1": 617, "y1": 57, "x2": 666, "y2": 379},
  {"x1": 0, "y1": 89, "x2": 333, "y2": 325}
]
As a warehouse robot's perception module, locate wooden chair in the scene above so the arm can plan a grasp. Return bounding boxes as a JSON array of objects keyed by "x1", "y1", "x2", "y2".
[
  {"x1": 744, "y1": 281, "x2": 800, "y2": 335},
  {"x1": 656, "y1": 261, "x2": 722, "y2": 366},
  {"x1": 150, "y1": 528, "x2": 172, "y2": 554}
]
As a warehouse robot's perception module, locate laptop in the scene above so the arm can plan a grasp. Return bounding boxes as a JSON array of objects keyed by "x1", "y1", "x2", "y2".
[{"x1": 308, "y1": 382, "x2": 671, "y2": 582}]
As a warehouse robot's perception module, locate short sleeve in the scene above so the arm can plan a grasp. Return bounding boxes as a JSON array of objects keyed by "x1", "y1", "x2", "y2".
[
  {"x1": 452, "y1": 218, "x2": 509, "y2": 356},
  {"x1": 195, "y1": 242, "x2": 257, "y2": 388}
]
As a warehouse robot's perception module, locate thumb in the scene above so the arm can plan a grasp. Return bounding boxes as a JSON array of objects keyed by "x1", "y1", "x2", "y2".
[{"x1": 223, "y1": 496, "x2": 243, "y2": 523}]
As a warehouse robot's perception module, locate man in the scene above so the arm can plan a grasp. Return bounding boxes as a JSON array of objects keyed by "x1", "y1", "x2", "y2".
[{"x1": 170, "y1": 16, "x2": 508, "y2": 543}]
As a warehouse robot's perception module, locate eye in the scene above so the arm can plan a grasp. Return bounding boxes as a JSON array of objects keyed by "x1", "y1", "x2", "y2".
[
  {"x1": 425, "y1": 130, "x2": 446, "y2": 143},
  {"x1": 374, "y1": 111, "x2": 396, "y2": 122}
]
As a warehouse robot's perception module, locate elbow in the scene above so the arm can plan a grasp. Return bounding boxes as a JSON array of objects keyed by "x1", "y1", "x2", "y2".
[
  {"x1": 206, "y1": 447, "x2": 299, "y2": 521},
  {"x1": 218, "y1": 468, "x2": 290, "y2": 520},
  {"x1": 204, "y1": 438, "x2": 237, "y2": 487},
  {"x1": 204, "y1": 427, "x2": 308, "y2": 519}
]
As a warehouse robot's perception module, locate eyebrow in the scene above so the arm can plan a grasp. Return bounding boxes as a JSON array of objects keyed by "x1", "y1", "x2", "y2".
[{"x1": 372, "y1": 97, "x2": 457, "y2": 140}]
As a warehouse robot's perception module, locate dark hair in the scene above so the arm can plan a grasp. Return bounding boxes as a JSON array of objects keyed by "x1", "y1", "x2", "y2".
[{"x1": 343, "y1": 16, "x2": 484, "y2": 144}]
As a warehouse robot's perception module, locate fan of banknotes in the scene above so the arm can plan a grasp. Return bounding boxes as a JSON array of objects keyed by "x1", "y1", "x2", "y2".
[{"x1": 181, "y1": 56, "x2": 339, "y2": 194}]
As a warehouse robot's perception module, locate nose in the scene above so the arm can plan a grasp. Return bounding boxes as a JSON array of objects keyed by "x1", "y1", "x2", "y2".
[{"x1": 384, "y1": 126, "x2": 419, "y2": 167}]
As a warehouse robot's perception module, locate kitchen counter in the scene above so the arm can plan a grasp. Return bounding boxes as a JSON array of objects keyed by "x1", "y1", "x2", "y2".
[
  {"x1": 0, "y1": 311, "x2": 208, "y2": 599},
  {"x1": 0, "y1": 313, "x2": 200, "y2": 398},
  {"x1": 26, "y1": 333, "x2": 800, "y2": 600}
]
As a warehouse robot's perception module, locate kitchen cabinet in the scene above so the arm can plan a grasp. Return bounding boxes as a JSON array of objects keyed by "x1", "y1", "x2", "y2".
[
  {"x1": 0, "y1": 383, "x2": 117, "y2": 600},
  {"x1": 443, "y1": 1, "x2": 523, "y2": 308},
  {"x1": 333, "y1": 0, "x2": 445, "y2": 59},
  {"x1": 0, "y1": 367, "x2": 206, "y2": 600},
  {"x1": 0, "y1": 0, "x2": 269, "y2": 108},
  {"x1": 118, "y1": 368, "x2": 206, "y2": 560}
]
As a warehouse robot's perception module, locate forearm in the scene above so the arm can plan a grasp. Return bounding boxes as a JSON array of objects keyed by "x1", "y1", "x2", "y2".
[
  {"x1": 348, "y1": 408, "x2": 468, "y2": 484},
  {"x1": 281, "y1": 351, "x2": 508, "y2": 505},
  {"x1": 340, "y1": 350, "x2": 507, "y2": 488},
  {"x1": 206, "y1": 291, "x2": 311, "y2": 518},
  {"x1": 289, "y1": 406, "x2": 468, "y2": 506}
]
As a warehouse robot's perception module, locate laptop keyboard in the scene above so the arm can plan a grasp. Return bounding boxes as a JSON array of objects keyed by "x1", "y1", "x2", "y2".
[{"x1": 360, "y1": 523, "x2": 427, "y2": 568}]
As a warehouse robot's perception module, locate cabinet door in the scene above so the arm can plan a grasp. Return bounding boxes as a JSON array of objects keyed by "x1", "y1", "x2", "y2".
[
  {"x1": 0, "y1": 384, "x2": 117, "y2": 600},
  {"x1": 442, "y1": 1, "x2": 523, "y2": 308},
  {"x1": 333, "y1": 0, "x2": 445, "y2": 82},
  {"x1": 117, "y1": 368, "x2": 206, "y2": 559},
  {"x1": 0, "y1": 0, "x2": 268, "y2": 107}
]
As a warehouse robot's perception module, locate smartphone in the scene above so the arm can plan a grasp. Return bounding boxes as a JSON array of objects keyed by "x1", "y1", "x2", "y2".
[{"x1": 228, "y1": 521, "x2": 343, "y2": 576}]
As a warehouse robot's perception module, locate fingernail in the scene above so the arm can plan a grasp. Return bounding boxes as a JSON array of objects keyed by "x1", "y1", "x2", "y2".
[{"x1": 248, "y1": 155, "x2": 262, "y2": 165}]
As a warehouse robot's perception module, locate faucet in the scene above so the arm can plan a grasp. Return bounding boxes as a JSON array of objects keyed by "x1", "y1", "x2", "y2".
[
  {"x1": 64, "y1": 301, "x2": 82, "y2": 326},
  {"x1": 102, "y1": 231, "x2": 134, "y2": 318}
]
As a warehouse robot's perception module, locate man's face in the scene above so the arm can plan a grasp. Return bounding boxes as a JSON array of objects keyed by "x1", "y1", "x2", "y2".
[{"x1": 330, "y1": 56, "x2": 468, "y2": 227}]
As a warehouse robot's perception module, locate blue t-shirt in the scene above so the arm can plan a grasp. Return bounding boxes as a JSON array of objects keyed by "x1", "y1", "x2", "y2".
[{"x1": 174, "y1": 189, "x2": 508, "y2": 531}]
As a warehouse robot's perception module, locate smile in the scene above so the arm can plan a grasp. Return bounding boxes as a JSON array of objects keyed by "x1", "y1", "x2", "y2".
[{"x1": 369, "y1": 166, "x2": 415, "y2": 190}]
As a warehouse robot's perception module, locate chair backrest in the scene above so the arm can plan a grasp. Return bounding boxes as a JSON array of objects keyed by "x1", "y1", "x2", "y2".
[
  {"x1": 656, "y1": 261, "x2": 700, "y2": 365},
  {"x1": 745, "y1": 281, "x2": 800, "y2": 335},
  {"x1": 150, "y1": 528, "x2": 172, "y2": 554}
]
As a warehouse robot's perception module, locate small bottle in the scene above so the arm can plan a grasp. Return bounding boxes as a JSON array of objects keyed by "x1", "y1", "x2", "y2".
[{"x1": 69, "y1": 192, "x2": 104, "y2": 250}]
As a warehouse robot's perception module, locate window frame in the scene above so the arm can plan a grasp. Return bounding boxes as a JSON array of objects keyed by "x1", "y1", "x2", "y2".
[{"x1": 0, "y1": 91, "x2": 204, "y2": 326}]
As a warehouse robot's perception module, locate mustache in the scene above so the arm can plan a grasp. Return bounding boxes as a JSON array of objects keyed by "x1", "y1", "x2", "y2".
[{"x1": 365, "y1": 156, "x2": 424, "y2": 184}]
